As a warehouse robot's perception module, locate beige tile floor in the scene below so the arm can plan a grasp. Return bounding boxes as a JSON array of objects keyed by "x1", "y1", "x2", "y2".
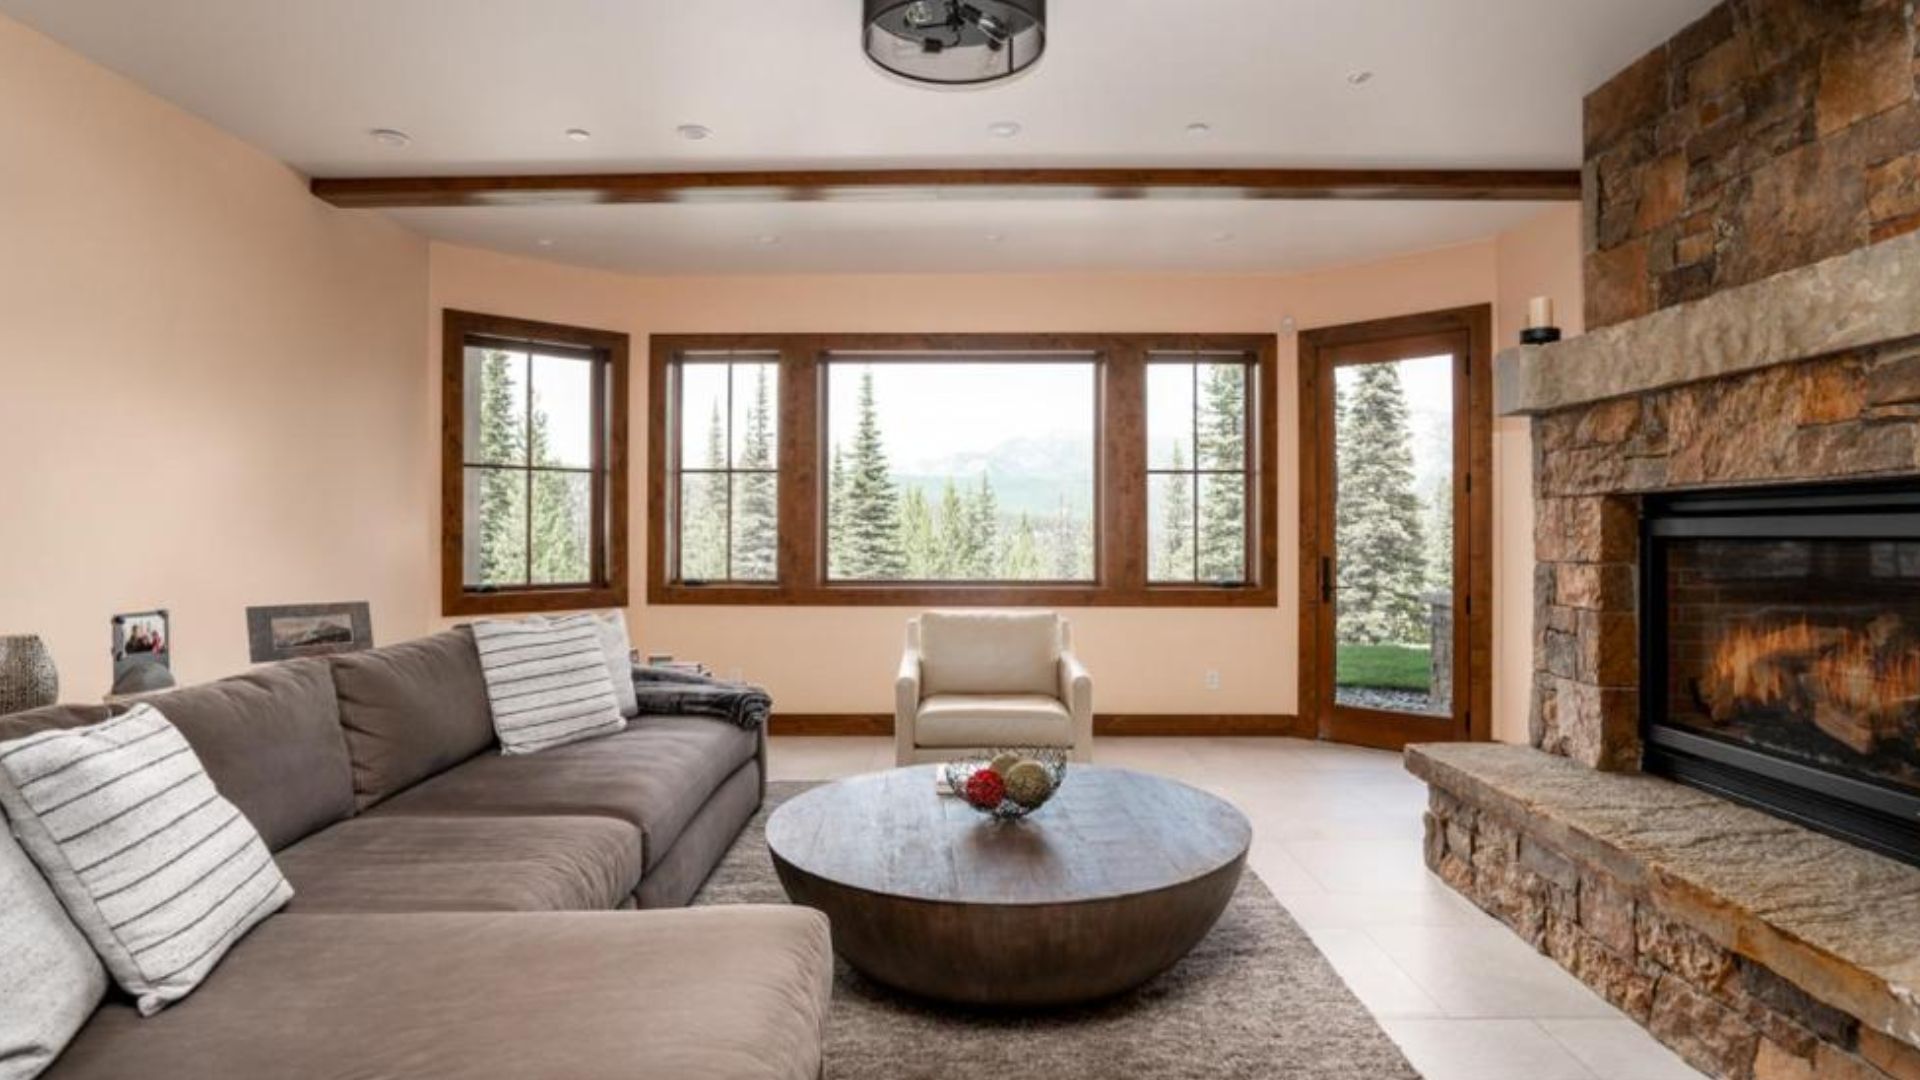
[{"x1": 767, "y1": 734, "x2": 1708, "y2": 1080}]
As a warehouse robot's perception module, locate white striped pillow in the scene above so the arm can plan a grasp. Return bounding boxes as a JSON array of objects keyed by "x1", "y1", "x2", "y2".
[
  {"x1": 472, "y1": 614, "x2": 627, "y2": 754},
  {"x1": 0, "y1": 704, "x2": 292, "y2": 1016}
]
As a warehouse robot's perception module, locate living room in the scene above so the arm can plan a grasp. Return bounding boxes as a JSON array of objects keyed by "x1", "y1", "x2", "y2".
[{"x1": 3, "y1": 2, "x2": 1918, "y2": 1079}]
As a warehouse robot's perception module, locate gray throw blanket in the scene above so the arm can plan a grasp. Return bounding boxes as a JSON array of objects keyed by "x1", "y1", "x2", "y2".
[{"x1": 630, "y1": 666, "x2": 771, "y2": 730}]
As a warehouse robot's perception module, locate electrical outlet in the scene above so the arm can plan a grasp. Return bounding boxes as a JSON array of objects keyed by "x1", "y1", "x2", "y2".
[{"x1": 1203, "y1": 670, "x2": 1222, "y2": 691}]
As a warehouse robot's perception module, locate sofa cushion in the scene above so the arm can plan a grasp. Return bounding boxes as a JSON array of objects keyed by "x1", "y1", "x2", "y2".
[
  {"x1": 913, "y1": 693, "x2": 1073, "y2": 748},
  {"x1": 589, "y1": 610, "x2": 640, "y2": 717},
  {"x1": 918, "y1": 611, "x2": 1062, "y2": 697},
  {"x1": 0, "y1": 703, "x2": 112, "y2": 742},
  {"x1": 370, "y1": 718, "x2": 757, "y2": 870},
  {"x1": 0, "y1": 705, "x2": 292, "y2": 1017},
  {"x1": 472, "y1": 614, "x2": 626, "y2": 755},
  {"x1": 45, "y1": 908, "x2": 833, "y2": 1080},
  {"x1": 123, "y1": 659, "x2": 353, "y2": 853},
  {"x1": 277, "y1": 815, "x2": 643, "y2": 913},
  {"x1": 0, "y1": 818, "x2": 106, "y2": 1080},
  {"x1": 330, "y1": 629, "x2": 495, "y2": 810}
]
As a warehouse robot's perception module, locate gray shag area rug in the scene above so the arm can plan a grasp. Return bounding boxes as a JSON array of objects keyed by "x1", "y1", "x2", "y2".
[{"x1": 693, "y1": 782, "x2": 1421, "y2": 1080}]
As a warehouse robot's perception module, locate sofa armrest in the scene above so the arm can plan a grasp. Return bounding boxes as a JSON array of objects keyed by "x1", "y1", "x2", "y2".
[
  {"x1": 894, "y1": 647, "x2": 923, "y2": 763},
  {"x1": 1060, "y1": 650, "x2": 1093, "y2": 763}
]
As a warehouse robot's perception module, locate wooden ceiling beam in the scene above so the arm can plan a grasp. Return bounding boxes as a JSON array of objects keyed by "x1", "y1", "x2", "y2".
[{"x1": 309, "y1": 167, "x2": 1582, "y2": 209}]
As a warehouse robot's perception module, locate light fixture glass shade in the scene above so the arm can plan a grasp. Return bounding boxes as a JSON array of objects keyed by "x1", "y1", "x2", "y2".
[{"x1": 864, "y1": 0, "x2": 1045, "y2": 86}]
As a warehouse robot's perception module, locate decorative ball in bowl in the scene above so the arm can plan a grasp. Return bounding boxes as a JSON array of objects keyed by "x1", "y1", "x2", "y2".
[{"x1": 941, "y1": 748, "x2": 1069, "y2": 819}]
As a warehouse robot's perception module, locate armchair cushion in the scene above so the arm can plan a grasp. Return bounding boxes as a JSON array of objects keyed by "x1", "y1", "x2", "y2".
[
  {"x1": 917, "y1": 612, "x2": 1061, "y2": 697},
  {"x1": 914, "y1": 694, "x2": 1072, "y2": 748}
]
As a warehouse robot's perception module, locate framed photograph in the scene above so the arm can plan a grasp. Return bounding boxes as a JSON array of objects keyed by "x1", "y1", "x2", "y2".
[
  {"x1": 111, "y1": 609, "x2": 172, "y2": 683},
  {"x1": 247, "y1": 602, "x2": 373, "y2": 663}
]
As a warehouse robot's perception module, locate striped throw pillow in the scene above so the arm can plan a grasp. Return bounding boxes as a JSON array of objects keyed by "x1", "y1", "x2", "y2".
[
  {"x1": 472, "y1": 614, "x2": 627, "y2": 754},
  {"x1": 0, "y1": 704, "x2": 292, "y2": 1016}
]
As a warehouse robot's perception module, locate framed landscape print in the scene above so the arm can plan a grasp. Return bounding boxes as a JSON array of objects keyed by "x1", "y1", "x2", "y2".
[{"x1": 246, "y1": 602, "x2": 373, "y2": 662}]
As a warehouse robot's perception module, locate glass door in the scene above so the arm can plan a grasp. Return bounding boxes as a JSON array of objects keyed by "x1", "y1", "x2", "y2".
[{"x1": 1302, "y1": 309, "x2": 1488, "y2": 749}]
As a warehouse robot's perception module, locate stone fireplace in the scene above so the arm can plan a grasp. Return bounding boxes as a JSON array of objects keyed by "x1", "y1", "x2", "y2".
[{"x1": 1407, "y1": 3, "x2": 1920, "y2": 1078}]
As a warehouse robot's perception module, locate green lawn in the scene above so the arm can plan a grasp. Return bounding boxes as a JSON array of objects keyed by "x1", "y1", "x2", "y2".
[{"x1": 1335, "y1": 644, "x2": 1432, "y2": 692}]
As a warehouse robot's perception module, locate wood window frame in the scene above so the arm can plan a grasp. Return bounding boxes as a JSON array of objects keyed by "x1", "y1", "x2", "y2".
[
  {"x1": 647, "y1": 332, "x2": 1278, "y2": 607},
  {"x1": 441, "y1": 309, "x2": 630, "y2": 616},
  {"x1": 1296, "y1": 304, "x2": 1493, "y2": 749}
]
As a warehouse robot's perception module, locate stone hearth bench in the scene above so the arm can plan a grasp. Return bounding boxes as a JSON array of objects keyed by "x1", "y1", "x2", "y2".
[{"x1": 1407, "y1": 743, "x2": 1920, "y2": 1080}]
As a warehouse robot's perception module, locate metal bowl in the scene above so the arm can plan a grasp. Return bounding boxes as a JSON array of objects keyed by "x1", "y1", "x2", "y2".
[{"x1": 940, "y1": 748, "x2": 1069, "y2": 819}]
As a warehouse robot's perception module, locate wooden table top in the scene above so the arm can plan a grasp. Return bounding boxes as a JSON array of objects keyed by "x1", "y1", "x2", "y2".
[{"x1": 766, "y1": 765, "x2": 1252, "y2": 906}]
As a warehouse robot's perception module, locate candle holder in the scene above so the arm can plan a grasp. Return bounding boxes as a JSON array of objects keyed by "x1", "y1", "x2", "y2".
[{"x1": 1521, "y1": 325, "x2": 1562, "y2": 345}]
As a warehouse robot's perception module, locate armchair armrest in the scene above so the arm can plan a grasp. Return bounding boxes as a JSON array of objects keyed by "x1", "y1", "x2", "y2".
[
  {"x1": 894, "y1": 646, "x2": 923, "y2": 763},
  {"x1": 1059, "y1": 650, "x2": 1093, "y2": 763}
]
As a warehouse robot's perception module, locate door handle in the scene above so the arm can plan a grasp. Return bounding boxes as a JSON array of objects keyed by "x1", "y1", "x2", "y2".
[{"x1": 1320, "y1": 556, "x2": 1333, "y2": 604}]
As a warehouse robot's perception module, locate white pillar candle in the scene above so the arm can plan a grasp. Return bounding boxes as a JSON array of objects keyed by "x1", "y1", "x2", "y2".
[{"x1": 1527, "y1": 295, "x2": 1554, "y2": 329}]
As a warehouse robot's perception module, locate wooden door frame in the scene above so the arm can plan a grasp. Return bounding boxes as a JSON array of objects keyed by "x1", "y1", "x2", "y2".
[{"x1": 1297, "y1": 305, "x2": 1493, "y2": 750}]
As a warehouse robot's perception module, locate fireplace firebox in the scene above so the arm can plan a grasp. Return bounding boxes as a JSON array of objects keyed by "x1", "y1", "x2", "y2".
[{"x1": 1643, "y1": 482, "x2": 1920, "y2": 866}]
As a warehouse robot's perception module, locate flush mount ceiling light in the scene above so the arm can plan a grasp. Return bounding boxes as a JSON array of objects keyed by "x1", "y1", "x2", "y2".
[
  {"x1": 564, "y1": 128, "x2": 592, "y2": 142},
  {"x1": 676, "y1": 123, "x2": 713, "y2": 141},
  {"x1": 368, "y1": 128, "x2": 411, "y2": 147},
  {"x1": 864, "y1": 0, "x2": 1045, "y2": 86},
  {"x1": 1185, "y1": 122, "x2": 1213, "y2": 137}
]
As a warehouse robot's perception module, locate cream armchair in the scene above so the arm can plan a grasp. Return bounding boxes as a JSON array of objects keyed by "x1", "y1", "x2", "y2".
[{"x1": 895, "y1": 611, "x2": 1093, "y2": 766}]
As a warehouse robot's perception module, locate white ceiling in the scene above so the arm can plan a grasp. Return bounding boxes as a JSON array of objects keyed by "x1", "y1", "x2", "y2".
[{"x1": 3, "y1": 0, "x2": 1718, "y2": 275}]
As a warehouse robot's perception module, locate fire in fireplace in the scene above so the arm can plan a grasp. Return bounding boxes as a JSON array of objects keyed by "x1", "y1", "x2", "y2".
[{"x1": 1644, "y1": 483, "x2": 1920, "y2": 866}]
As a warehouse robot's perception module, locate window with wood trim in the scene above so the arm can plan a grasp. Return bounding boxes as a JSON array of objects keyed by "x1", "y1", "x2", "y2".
[
  {"x1": 649, "y1": 333, "x2": 1277, "y2": 607},
  {"x1": 672, "y1": 354, "x2": 780, "y2": 583},
  {"x1": 443, "y1": 310, "x2": 629, "y2": 616},
  {"x1": 1147, "y1": 354, "x2": 1254, "y2": 584}
]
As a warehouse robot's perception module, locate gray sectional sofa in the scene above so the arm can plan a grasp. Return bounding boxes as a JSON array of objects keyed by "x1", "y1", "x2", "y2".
[{"x1": 2, "y1": 628, "x2": 830, "y2": 1080}]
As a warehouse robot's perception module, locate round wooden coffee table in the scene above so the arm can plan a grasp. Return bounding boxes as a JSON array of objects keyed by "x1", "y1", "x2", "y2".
[{"x1": 766, "y1": 764, "x2": 1251, "y2": 1007}]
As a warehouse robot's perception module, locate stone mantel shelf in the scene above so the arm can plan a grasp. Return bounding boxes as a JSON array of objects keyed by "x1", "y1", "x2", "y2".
[
  {"x1": 1406, "y1": 743, "x2": 1920, "y2": 1046},
  {"x1": 1496, "y1": 229, "x2": 1920, "y2": 417}
]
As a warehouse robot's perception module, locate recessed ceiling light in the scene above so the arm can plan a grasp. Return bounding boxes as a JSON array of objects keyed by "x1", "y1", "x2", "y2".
[
  {"x1": 987, "y1": 120, "x2": 1023, "y2": 138},
  {"x1": 1346, "y1": 70, "x2": 1374, "y2": 86},
  {"x1": 369, "y1": 128, "x2": 411, "y2": 148},
  {"x1": 676, "y1": 123, "x2": 713, "y2": 141},
  {"x1": 756, "y1": 234, "x2": 781, "y2": 245},
  {"x1": 985, "y1": 232, "x2": 1005, "y2": 243},
  {"x1": 565, "y1": 128, "x2": 592, "y2": 142},
  {"x1": 1185, "y1": 122, "x2": 1213, "y2": 137},
  {"x1": 1210, "y1": 231, "x2": 1234, "y2": 243},
  {"x1": 536, "y1": 238, "x2": 555, "y2": 247}
]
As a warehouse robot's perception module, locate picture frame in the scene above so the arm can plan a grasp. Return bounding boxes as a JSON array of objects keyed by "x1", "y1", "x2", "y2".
[
  {"x1": 246, "y1": 602, "x2": 373, "y2": 663},
  {"x1": 111, "y1": 609, "x2": 171, "y2": 684}
]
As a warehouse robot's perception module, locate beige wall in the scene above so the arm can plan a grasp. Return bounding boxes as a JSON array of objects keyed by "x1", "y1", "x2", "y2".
[
  {"x1": 0, "y1": 16, "x2": 431, "y2": 701},
  {"x1": 430, "y1": 233, "x2": 1571, "y2": 727},
  {"x1": 1491, "y1": 205, "x2": 1585, "y2": 743},
  {"x1": 0, "y1": 10, "x2": 1580, "y2": 729}
]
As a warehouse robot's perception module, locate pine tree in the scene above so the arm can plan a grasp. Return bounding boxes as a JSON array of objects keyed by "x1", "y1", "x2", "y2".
[
  {"x1": 732, "y1": 365, "x2": 778, "y2": 581},
  {"x1": 1197, "y1": 364, "x2": 1247, "y2": 582},
  {"x1": 1000, "y1": 513, "x2": 1043, "y2": 579},
  {"x1": 899, "y1": 486, "x2": 939, "y2": 579},
  {"x1": 681, "y1": 403, "x2": 729, "y2": 581},
  {"x1": 476, "y1": 350, "x2": 527, "y2": 586},
  {"x1": 963, "y1": 475, "x2": 1000, "y2": 579},
  {"x1": 1155, "y1": 440, "x2": 1194, "y2": 581},
  {"x1": 1334, "y1": 364, "x2": 1430, "y2": 644},
  {"x1": 934, "y1": 480, "x2": 969, "y2": 580},
  {"x1": 826, "y1": 447, "x2": 848, "y2": 578},
  {"x1": 1046, "y1": 496, "x2": 1087, "y2": 580},
  {"x1": 528, "y1": 398, "x2": 588, "y2": 584},
  {"x1": 840, "y1": 368, "x2": 907, "y2": 578}
]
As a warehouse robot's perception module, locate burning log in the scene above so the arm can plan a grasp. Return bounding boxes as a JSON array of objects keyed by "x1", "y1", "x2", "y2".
[{"x1": 1695, "y1": 614, "x2": 1920, "y2": 757}]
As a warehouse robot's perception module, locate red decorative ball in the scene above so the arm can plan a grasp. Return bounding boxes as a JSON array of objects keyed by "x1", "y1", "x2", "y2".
[{"x1": 963, "y1": 768, "x2": 1007, "y2": 809}]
